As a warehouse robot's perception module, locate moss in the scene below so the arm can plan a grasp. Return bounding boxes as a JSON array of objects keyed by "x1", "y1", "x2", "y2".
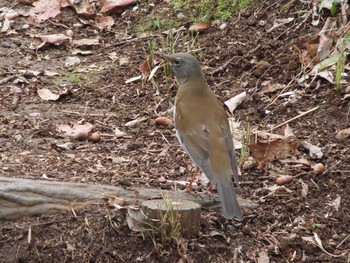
[
  {"x1": 171, "y1": 0, "x2": 251, "y2": 21},
  {"x1": 44, "y1": 70, "x2": 100, "y2": 86}
]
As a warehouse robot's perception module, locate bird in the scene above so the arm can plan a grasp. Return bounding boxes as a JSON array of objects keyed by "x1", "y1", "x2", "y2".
[{"x1": 157, "y1": 52, "x2": 243, "y2": 220}]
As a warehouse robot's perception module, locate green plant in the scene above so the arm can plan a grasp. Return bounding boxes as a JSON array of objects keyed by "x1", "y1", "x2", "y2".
[
  {"x1": 319, "y1": 0, "x2": 341, "y2": 16},
  {"x1": 240, "y1": 124, "x2": 251, "y2": 166},
  {"x1": 141, "y1": 196, "x2": 182, "y2": 256},
  {"x1": 335, "y1": 34, "x2": 350, "y2": 92},
  {"x1": 158, "y1": 196, "x2": 182, "y2": 242},
  {"x1": 171, "y1": 0, "x2": 250, "y2": 21}
]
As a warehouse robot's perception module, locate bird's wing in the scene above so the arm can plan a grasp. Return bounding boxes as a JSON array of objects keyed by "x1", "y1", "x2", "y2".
[
  {"x1": 221, "y1": 123, "x2": 240, "y2": 185},
  {"x1": 176, "y1": 126, "x2": 218, "y2": 183}
]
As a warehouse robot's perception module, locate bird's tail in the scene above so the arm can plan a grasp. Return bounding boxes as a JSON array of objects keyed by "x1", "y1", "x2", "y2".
[{"x1": 216, "y1": 181, "x2": 243, "y2": 220}]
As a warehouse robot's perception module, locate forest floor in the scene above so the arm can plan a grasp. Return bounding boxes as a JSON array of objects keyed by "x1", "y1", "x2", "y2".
[{"x1": 0, "y1": 0, "x2": 349, "y2": 262}]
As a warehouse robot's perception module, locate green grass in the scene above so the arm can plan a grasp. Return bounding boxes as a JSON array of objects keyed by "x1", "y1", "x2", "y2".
[{"x1": 171, "y1": 0, "x2": 250, "y2": 21}]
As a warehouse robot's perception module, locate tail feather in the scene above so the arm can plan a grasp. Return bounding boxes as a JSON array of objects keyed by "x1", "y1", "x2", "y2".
[{"x1": 216, "y1": 181, "x2": 243, "y2": 220}]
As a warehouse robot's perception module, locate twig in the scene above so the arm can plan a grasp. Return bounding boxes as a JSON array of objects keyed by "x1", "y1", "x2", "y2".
[
  {"x1": 336, "y1": 234, "x2": 349, "y2": 249},
  {"x1": 0, "y1": 75, "x2": 16, "y2": 85},
  {"x1": 271, "y1": 106, "x2": 319, "y2": 130}
]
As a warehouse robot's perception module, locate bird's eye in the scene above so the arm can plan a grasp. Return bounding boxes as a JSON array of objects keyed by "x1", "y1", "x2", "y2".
[{"x1": 173, "y1": 59, "x2": 181, "y2": 67}]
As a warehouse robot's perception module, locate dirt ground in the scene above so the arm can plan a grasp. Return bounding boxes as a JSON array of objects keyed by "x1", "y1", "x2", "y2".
[{"x1": 1, "y1": 0, "x2": 349, "y2": 262}]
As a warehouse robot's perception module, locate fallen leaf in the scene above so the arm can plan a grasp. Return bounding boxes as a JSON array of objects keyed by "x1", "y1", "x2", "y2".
[
  {"x1": 125, "y1": 117, "x2": 148, "y2": 127},
  {"x1": 68, "y1": 0, "x2": 97, "y2": 18},
  {"x1": 65, "y1": 56, "x2": 81, "y2": 67},
  {"x1": 327, "y1": 194, "x2": 341, "y2": 211},
  {"x1": 148, "y1": 65, "x2": 161, "y2": 81},
  {"x1": 280, "y1": 157, "x2": 311, "y2": 168},
  {"x1": 100, "y1": 0, "x2": 135, "y2": 15},
  {"x1": 73, "y1": 38, "x2": 99, "y2": 47},
  {"x1": 31, "y1": 34, "x2": 71, "y2": 50},
  {"x1": 57, "y1": 123, "x2": 94, "y2": 139},
  {"x1": 96, "y1": 15, "x2": 114, "y2": 29},
  {"x1": 71, "y1": 48, "x2": 94, "y2": 55},
  {"x1": 28, "y1": 0, "x2": 62, "y2": 24},
  {"x1": 301, "y1": 141, "x2": 323, "y2": 159},
  {"x1": 303, "y1": 233, "x2": 346, "y2": 258},
  {"x1": 248, "y1": 125, "x2": 299, "y2": 162},
  {"x1": 115, "y1": 127, "x2": 126, "y2": 138},
  {"x1": 44, "y1": 70, "x2": 59, "y2": 77},
  {"x1": 189, "y1": 21, "x2": 211, "y2": 32},
  {"x1": 139, "y1": 58, "x2": 152, "y2": 78},
  {"x1": 37, "y1": 88, "x2": 68, "y2": 101},
  {"x1": 301, "y1": 180, "x2": 309, "y2": 198},
  {"x1": 335, "y1": 128, "x2": 350, "y2": 140},
  {"x1": 224, "y1": 91, "x2": 247, "y2": 113},
  {"x1": 125, "y1": 75, "x2": 142, "y2": 84},
  {"x1": 268, "y1": 17, "x2": 294, "y2": 32}
]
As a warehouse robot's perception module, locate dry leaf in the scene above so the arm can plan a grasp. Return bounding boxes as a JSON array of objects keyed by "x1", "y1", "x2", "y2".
[
  {"x1": 327, "y1": 194, "x2": 341, "y2": 211},
  {"x1": 68, "y1": 0, "x2": 97, "y2": 18},
  {"x1": 224, "y1": 91, "x2": 247, "y2": 113},
  {"x1": 300, "y1": 180, "x2": 308, "y2": 198},
  {"x1": 139, "y1": 58, "x2": 152, "y2": 77},
  {"x1": 37, "y1": 88, "x2": 68, "y2": 101},
  {"x1": 96, "y1": 16, "x2": 114, "y2": 29},
  {"x1": 100, "y1": 0, "x2": 135, "y2": 15},
  {"x1": 248, "y1": 125, "x2": 299, "y2": 162},
  {"x1": 335, "y1": 128, "x2": 350, "y2": 140},
  {"x1": 31, "y1": 34, "x2": 71, "y2": 50},
  {"x1": 57, "y1": 123, "x2": 94, "y2": 140},
  {"x1": 28, "y1": 0, "x2": 62, "y2": 24},
  {"x1": 125, "y1": 117, "x2": 148, "y2": 127},
  {"x1": 189, "y1": 21, "x2": 211, "y2": 32},
  {"x1": 303, "y1": 233, "x2": 346, "y2": 258},
  {"x1": 301, "y1": 141, "x2": 323, "y2": 159},
  {"x1": 259, "y1": 81, "x2": 285, "y2": 95},
  {"x1": 125, "y1": 75, "x2": 142, "y2": 84},
  {"x1": 115, "y1": 127, "x2": 126, "y2": 138},
  {"x1": 73, "y1": 38, "x2": 100, "y2": 47},
  {"x1": 268, "y1": 17, "x2": 294, "y2": 32}
]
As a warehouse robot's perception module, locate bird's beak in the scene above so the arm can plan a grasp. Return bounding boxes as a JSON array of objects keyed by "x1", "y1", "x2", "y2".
[{"x1": 155, "y1": 52, "x2": 172, "y2": 61}]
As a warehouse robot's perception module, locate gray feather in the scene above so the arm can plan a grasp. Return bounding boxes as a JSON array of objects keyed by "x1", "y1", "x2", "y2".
[{"x1": 216, "y1": 181, "x2": 243, "y2": 220}]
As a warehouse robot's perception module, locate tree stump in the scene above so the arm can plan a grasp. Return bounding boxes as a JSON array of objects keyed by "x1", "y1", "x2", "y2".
[{"x1": 141, "y1": 199, "x2": 201, "y2": 237}]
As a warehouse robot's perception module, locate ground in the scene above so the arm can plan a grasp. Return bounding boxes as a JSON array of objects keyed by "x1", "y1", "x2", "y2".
[{"x1": 0, "y1": 0, "x2": 349, "y2": 262}]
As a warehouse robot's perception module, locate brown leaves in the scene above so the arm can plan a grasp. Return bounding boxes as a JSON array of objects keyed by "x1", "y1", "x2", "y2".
[
  {"x1": 248, "y1": 125, "x2": 298, "y2": 163},
  {"x1": 30, "y1": 33, "x2": 71, "y2": 50},
  {"x1": 100, "y1": 0, "x2": 135, "y2": 15},
  {"x1": 300, "y1": 18, "x2": 337, "y2": 68},
  {"x1": 37, "y1": 88, "x2": 69, "y2": 101},
  {"x1": 188, "y1": 21, "x2": 211, "y2": 32},
  {"x1": 26, "y1": 0, "x2": 136, "y2": 29},
  {"x1": 57, "y1": 123, "x2": 94, "y2": 141},
  {"x1": 28, "y1": 0, "x2": 62, "y2": 25}
]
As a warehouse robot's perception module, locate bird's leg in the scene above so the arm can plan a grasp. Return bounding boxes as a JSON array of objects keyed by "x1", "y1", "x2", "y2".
[
  {"x1": 185, "y1": 167, "x2": 199, "y2": 193},
  {"x1": 204, "y1": 182, "x2": 214, "y2": 194}
]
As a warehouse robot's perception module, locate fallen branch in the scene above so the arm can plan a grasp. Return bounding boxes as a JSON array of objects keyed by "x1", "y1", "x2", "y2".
[{"x1": 0, "y1": 176, "x2": 257, "y2": 220}]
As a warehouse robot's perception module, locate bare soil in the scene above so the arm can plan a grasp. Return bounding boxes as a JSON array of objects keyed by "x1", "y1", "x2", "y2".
[{"x1": 0, "y1": 0, "x2": 349, "y2": 262}]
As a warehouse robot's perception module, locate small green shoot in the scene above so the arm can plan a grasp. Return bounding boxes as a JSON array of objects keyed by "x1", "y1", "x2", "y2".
[
  {"x1": 319, "y1": 0, "x2": 342, "y2": 16},
  {"x1": 240, "y1": 124, "x2": 251, "y2": 166},
  {"x1": 335, "y1": 33, "x2": 350, "y2": 93}
]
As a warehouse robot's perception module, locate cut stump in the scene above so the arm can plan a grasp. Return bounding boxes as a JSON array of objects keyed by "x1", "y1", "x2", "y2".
[{"x1": 141, "y1": 199, "x2": 201, "y2": 237}]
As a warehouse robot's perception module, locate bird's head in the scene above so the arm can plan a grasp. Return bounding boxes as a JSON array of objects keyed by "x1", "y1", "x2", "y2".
[{"x1": 157, "y1": 52, "x2": 203, "y2": 85}]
